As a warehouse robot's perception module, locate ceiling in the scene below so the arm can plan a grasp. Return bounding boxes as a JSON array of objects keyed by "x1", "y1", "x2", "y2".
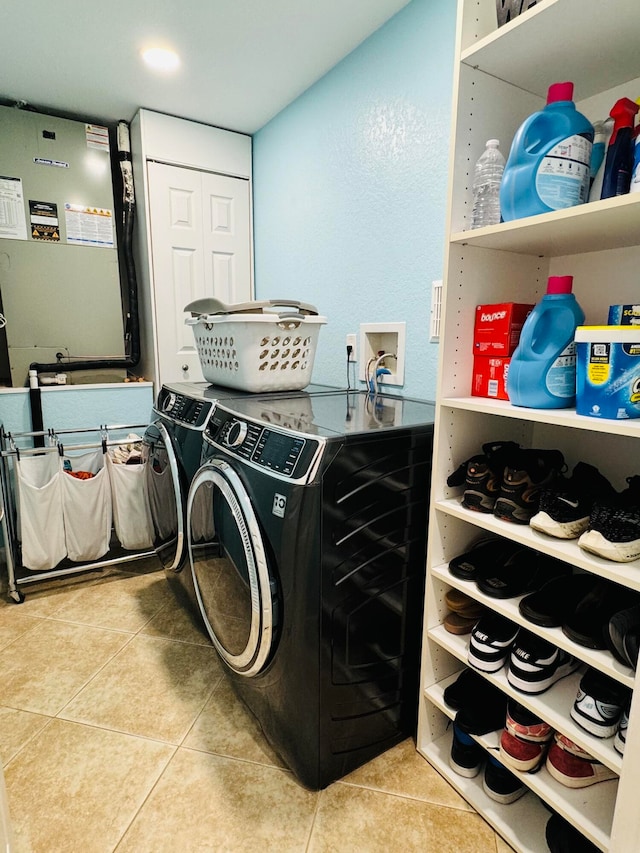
[{"x1": 0, "y1": 0, "x2": 412, "y2": 134}]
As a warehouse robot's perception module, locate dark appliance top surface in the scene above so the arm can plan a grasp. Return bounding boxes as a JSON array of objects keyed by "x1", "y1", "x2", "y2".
[
  {"x1": 218, "y1": 390, "x2": 436, "y2": 439},
  {"x1": 161, "y1": 381, "x2": 340, "y2": 404}
]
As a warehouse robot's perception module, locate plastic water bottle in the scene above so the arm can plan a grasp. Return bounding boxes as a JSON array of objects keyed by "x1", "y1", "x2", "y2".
[{"x1": 470, "y1": 139, "x2": 505, "y2": 229}]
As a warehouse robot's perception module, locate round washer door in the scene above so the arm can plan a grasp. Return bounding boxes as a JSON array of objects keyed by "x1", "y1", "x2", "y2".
[
  {"x1": 187, "y1": 459, "x2": 278, "y2": 677},
  {"x1": 142, "y1": 421, "x2": 185, "y2": 571}
]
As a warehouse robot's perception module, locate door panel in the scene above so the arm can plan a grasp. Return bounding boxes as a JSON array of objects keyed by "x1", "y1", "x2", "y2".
[
  {"x1": 202, "y1": 172, "x2": 251, "y2": 306},
  {"x1": 187, "y1": 460, "x2": 277, "y2": 676},
  {"x1": 147, "y1": 162, "x2": 252, "y2": 385}
]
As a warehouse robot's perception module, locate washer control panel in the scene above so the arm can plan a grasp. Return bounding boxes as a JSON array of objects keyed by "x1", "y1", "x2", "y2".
[
  {"x1": 156, "y1": 388, "x2": 210, "y2": 428},
  {"x1": 206, "y1": 409, "x2": 318, "y2": 480}
]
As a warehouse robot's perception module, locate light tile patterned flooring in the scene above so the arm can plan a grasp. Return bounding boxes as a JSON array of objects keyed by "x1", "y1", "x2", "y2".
[{"x1": 0, "y1": 559, "x2": 512, "y2": 852}]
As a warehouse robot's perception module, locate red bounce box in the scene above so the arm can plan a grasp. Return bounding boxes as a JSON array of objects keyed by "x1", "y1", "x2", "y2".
[
  {"x1": 472, "y1": 355, "x2": 511, "y2": 400},
  {"x1": 472, "y1": 303, "x2": 533, "y2": 400},
  {"x1": 473, "y1": 302, "x2": 534, "y2": 357}
]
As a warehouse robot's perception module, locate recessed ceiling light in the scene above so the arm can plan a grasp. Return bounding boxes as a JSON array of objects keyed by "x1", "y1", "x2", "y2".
[{"x1": 141, "y1": 47, "x2": 180, "y2": 73}]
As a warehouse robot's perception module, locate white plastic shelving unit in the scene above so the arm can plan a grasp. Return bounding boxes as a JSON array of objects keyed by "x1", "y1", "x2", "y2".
[{"x1": 416, "y1": 2, "x2": 640, "y2": 851}]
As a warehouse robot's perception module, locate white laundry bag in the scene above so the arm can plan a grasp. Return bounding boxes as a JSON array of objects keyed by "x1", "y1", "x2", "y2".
[
  {"x1": 16, "y1": 452, "x2": 67, "y2": 571},
  {"x1": 106, "y1": 453, "x2": 153, "y2": 550},
  {"x1": 146, "y1": 450, "x2": 178, "y2": 542},
  {"x1": 61, "y1": 448, "x2": 112, "y2": 562}
]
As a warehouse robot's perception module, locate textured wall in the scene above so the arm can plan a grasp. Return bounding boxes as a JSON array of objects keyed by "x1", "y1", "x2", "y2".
[
  {"x1": 252, "y1": 0, "x2": 456, "y2": 400},
  {"x1": 0, "y1": 384, "x2": 153, "y2": 439}
]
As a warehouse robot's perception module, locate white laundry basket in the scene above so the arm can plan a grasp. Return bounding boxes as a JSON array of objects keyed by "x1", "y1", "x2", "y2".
[{"x1": 185, "y1": 298, "x2": 327, "y2": 392}]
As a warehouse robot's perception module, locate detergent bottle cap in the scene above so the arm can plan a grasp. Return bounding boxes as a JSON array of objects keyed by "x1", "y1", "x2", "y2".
[
  {"x1": 547, "y1": 275, "x2": 573, "y2": 295},
  {"x1": 547, "y1": 82, "x2": 574, "y2": 104}
]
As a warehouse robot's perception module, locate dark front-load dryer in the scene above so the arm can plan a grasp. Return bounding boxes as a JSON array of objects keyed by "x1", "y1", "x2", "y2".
[
  {"x1": 186, "y1": 390, "x2": 435, "y2": 789},
  {"x1": 143, "y1": 382, "x2": 338, "y2": 624},
  {"x1": 142, "y1": 382, "x2": 250, "y2": 620}
]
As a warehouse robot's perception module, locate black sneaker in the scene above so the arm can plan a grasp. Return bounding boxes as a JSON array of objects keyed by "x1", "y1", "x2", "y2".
[
  {"x1": 482, "y1": 755, "x2": 527, "y2": 804},
  {"x1": 455, "y1": 682, "x2": 508, "y2": 736},
  {"x1": 578, "y1": 475, "x2": 640, "y2": 562},
  {"x1": 614, "y1": 700, "x2": 630, "y2": 756},
  {"x1": 494, "y1": 448, "x2": 565, "y2": 524},
  {"x1": 449, "y1": 723, "x2": 484, "y2": 778},
  {"x1": 443, "y1": 668, "x2": 490, "y2": 711},
  {"x1": 507, "y1": 630, "x2": 580, "y2": 695},
  {"x1": 468, "y1": 613, "x2": 519, "y2": 673},
  {"x1": 545, "y1": 813, "x2": 600, "y2": 853},
  {"x1": 447, "y1": 441, "x2": 520, "y2": 513},
  {"x1": 570, "y1": 668, "x2": 631, "y2": 738},
  {"x1": 530, "y1": 462, "x2": 616, "y2": 540}
]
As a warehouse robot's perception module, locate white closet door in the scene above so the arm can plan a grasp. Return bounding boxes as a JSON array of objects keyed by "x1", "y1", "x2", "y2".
[
  {"x1": 201, "y1": 171, "x2": 252, "y2": 306},
  {"x1": 146, "y1": 162, "x2": 252, "y2": 385}
]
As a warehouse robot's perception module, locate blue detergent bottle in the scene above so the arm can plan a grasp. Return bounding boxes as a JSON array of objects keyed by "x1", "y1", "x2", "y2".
[
  {"x1": 507, "y1": 275, "x2": 585, "y2": 409},
  {"x1": 500, "y1": 82, "x2": 594, "y2": 221}
]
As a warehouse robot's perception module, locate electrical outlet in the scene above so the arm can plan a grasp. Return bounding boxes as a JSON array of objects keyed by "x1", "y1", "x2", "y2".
[{"x1": 346, "y1": 333, "x2": 357, "y2": 362}]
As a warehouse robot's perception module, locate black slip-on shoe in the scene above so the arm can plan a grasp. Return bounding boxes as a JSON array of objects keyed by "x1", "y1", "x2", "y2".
[
  {"x1": 562, "y1": 578, "x2": 630, "y2": 650},
  {"x1": 518, "y1": 573, "x2": 598, "y2": 628},
  {"x1": 449, "y1": 538, "x2": 523, "y2": 582},
  {"x1": 477, "y1": 549, "x2": 570, "y2": 600},
  {"x1": 607, "y1": 601, "x2": 640, "y2": 668}
]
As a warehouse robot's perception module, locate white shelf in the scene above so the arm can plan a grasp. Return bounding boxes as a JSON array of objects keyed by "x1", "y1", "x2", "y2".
[
  {"x1": 420, "y1": 728, "x2": 614, "y2": 853},
  {"x1": 427, "y1": 625, "x2": 624, "y2": 775},
  {"x1": 431, "y1": 563, "x2": 635, "y2": 690},
  {"x1": 440, "y1": 397, "x2": 640, "y2": 440},
  {"x1": 434, "y1": 499, "x2": 640, "y2": 593},
  {"x1": 450, "y1": 194, "x2": 640, "y2": 257},
  {"x1": 418, "y1": 2, "x2": 640, "y2": 849},
  {"x1": 460, "y1": 0, "x2": 638, "y2": 102}
]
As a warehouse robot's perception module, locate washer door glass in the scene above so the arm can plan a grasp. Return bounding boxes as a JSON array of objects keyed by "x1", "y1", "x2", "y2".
[
  {"x1": 142, "y1": 421, "x2": 185, "y2": 571},
  {"x1": 187, "y1": 460, "x2": 277, "y2": 677}
]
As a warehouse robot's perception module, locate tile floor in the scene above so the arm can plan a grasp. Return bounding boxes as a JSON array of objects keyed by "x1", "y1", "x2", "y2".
[{"x1": 0, "y1": 558, "x2": 512, "y2": 852}]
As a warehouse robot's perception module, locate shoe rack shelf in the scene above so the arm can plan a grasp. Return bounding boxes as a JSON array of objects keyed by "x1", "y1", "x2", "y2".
[
  {"x1": 431, "y1": 565, "x2": 635, "y2": 694},
  {"x1": 426, "y1": 674, "x2": 617, "y2": 850},
  {"x1": 417, "y1": 1, "x2": 640, "y2": 852},
  {"x1": 435, "y1": 501, "x2": 640, "y2": 594}
]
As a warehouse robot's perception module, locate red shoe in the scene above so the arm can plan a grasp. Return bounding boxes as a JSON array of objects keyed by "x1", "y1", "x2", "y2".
[{"x1": 546, "y1": 735, "x2": 617, "y2": 788}]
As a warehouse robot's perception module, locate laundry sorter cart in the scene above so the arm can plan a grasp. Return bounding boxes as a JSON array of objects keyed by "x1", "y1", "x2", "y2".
[{"x1": 0, "y1": 423, "x2": 155, "y2": 602}]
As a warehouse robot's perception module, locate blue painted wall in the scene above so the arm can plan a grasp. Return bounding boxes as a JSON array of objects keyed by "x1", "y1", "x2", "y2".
[
  {"x1": 252, "y1": 0, "x2": 456, "y2": 400},
  {"x1": 0, "y1": 384, "x2": 154, "y2": 445}
]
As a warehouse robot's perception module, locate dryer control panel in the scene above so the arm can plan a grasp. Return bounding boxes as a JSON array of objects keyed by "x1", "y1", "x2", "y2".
[
  {"x1": 205, "y1": 408, "x2": 321, "y2": 481},
  {"x1": 155, "y1": 388, "x2": 211, "y2": 429}
]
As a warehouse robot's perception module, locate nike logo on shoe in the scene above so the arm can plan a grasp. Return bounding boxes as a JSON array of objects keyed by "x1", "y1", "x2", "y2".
[{"x1": 558, "y1": 497, "x2": 580, "y2": 508}]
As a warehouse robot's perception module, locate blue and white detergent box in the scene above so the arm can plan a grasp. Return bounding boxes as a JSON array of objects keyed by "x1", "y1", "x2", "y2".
[
  {"x1": 575, "y1": 326, "x2": 640, "y2": 419},
  {"x1": 608, "y1": 304, "x2": 640, "y2": 325}
]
